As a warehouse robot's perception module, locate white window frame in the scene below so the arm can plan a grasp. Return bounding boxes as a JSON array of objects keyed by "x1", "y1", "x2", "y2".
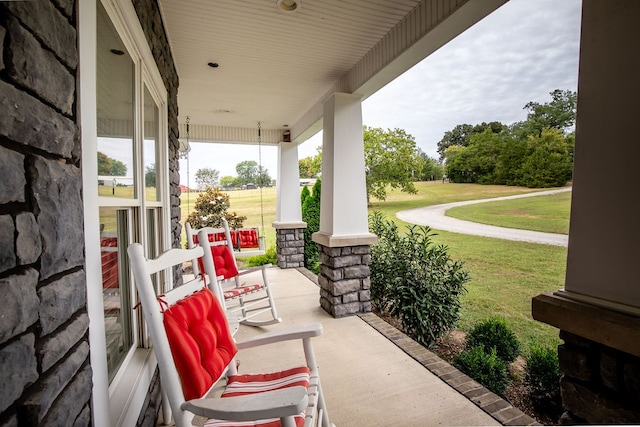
[{"x1": 80, "y1": 0, "x2": 170, "y2": 425}]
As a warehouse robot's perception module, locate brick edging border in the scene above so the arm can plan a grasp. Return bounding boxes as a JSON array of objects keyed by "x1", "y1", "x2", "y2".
[{"x1": 358, "y1": 312, "x2": 540, "y2": 426}]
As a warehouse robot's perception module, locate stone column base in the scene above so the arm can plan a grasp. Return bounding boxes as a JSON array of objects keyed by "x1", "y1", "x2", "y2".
[
  {"x1": 532, "y1": 292, "x2": 640, "y2": 424},
  {"x1": 275, "y1": 227, "x2": 305, "y2": 269},
  {"x1": 558, "y1": 330, "x2": 640, "y2": 424},
  {"x1": 317, "y1": 244, "x2": 372, "y2": 317}
]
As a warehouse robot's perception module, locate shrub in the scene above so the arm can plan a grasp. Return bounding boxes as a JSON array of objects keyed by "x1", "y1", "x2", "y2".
[
  {"x1": 185, "y1": 186, "x2": 247, "y2": 230},
  {"x1": 455, "y1": 346, "x2": 509, "y2": 395},
  {"x1": 302, "y1": 180, "x2": 321, "y2": 273},
  {"x1": 300, "y1": 185, "x2": 311, "y2": 205},
  {"x1": 369, "y1": 211, "x2": 470, "y2": 346},
  {"x1": 466, "y1": 317, "x2": 520, "y2": 363},
  {"x1": 525, "y1": 345, "x2": 562, "y2": 416},
  {"x1": 242, "y1": 245, "x2": 277, "y2": 267}
]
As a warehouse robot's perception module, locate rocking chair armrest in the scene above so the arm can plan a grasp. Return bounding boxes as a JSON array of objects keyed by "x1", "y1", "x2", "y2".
[
  {"x1": 236, "y1": 323, "x2": 322, "y2": 350},
  {"x1": 182, "y1": 386, "x2": 308, "y2": 421},
  {"x1": 237, "y1": 264, "x2": 272, "y2": 275}
]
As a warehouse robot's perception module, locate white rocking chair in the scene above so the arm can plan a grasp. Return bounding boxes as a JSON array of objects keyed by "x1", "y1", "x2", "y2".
[
  {"x1": 127, "y1": 242, "x2": 333, "y2": 427},
  {"x1": 185, "y1": 220, "x2": 281, "y2": 327}
]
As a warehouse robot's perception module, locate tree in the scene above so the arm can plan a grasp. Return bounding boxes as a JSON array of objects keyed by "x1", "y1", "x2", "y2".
[
  {"x1": 522, "y1": 89, "x2": 577, "y2": 136},
  {"x1": 145, "y1": 164, "x2": 155, "y2": 188},
  {"x1": 236, "y1": 160, "x2": 258, "y2": 186},
  {"x1": 416, "y1": 149, "x2": 443, "y2": 181},
  {"x1": 185, "y1": 186, "x2": 246, "y2": 230},
  {"x1": 436, "y1": 122, "x2": 506, "y2": 160},
  {"x1": 299, "y1": 146, "x2": 322, "y2": 178},
  {"x1": 97, "y1": 151, "x2": 127, "y2": 176},
  {"x1": 255, "y1": 165, "x2": 272, "y2": 187},
  {"x1": 219, "y1": 175, "x2": 239, "y2": 189},
  {"x1": 444, "y1": 145, "x2": 472, "y2": 183},
  {"x1": 518, "y1": 128, "x2": 573, "y2": 188},
  {"x1": 195, "y1": 167, "x2": 220, "y2": 189},
  {"x1": 364, "y1": 126, "x2": 421, "y2": 202}
]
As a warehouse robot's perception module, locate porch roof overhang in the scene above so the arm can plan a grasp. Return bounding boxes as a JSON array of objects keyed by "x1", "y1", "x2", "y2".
[{"x1": 158, "y1": 0, "x2": 508, "y2": 146}]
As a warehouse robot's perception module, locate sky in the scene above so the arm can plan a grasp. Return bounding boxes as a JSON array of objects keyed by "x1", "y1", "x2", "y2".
[{"x1": 178, "y1": 0, "x2": 582, "y2": 187}]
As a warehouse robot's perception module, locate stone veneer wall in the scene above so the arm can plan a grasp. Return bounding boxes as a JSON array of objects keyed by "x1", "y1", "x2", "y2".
[
  {"x1": 557, "y1": 330, "x2": 640, "y2": 424},
  {"x1": 276, "y1": 228, "x2": 305, "y2": 268},
  {"x1": 0, "y1": 1, "x2": 93, "y2": 425},
  {"x1": 129, "y1": 0, "x2": 180, "y2": 425},
  {"x1": 317, "y1": 245, "x2": 372, "y2": 317},
  {"x1": 0, "y1": 0, "x2": 180, "y2": 425}
]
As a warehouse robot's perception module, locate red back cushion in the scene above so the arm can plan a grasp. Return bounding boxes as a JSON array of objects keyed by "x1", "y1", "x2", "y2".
[
  {"x1": 163, "y1": 289, "x2": 238, "y2": 401},
  {"x1": 193, "y1": 234, "x2": 239, "y2": 279},
  {"x1": 238, "y1": 229, "x2": 259, "y2": 248}
]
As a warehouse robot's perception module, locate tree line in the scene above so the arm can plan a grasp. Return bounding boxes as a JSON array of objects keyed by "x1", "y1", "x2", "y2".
[
  {"x1": 194, "y1": 160, "x2": 272, "y2": 190},
  {"x1": 298, "y1": 89, "x2": 576, "y2": 202},
  {"x1": 299, "y1": 127, "x2": 443, "y2": 202},
  {"x1": 440, "y1": 89, "x2": 576, "y2": 188}
]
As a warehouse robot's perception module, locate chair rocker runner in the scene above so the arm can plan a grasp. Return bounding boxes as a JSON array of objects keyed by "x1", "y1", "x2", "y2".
[
  {"x1": 127, "y1": 241, "x2": 333, "y2": 427},
  {"x1": 186, "y1": 220, "x2": 281, "y2": 327}
]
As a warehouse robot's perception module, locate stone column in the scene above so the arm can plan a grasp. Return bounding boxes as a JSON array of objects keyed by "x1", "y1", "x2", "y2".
[
  {"x1": 318, "y1": 245, "x2": 372, "y2": 317},
  {"x1": 532, "y1": 1, "x2": 640, "y2": 423},
  {"x1": 313, "y1": 93, "x2": 377, "y2": 317},
  {"x1": 273, "y1": 222, "x2": 306, "y2": 269},
  {"x1": 273, "y1": 142, "x2": 307, "y2": 269}
]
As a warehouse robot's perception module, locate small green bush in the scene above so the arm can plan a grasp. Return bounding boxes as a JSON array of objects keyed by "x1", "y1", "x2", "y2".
[
  {"x1": 242, "y1": 245, "x2": 277, "y2": 267},
  {"x1": 467, "y1": 317, "x2": 520, "y2": 363},
  {"x1": 369, "y1": 211, "x2": 470, "y2": 346},
  {"x1": 525, "y1": 345, "x2": 562, "y2": 416},
  {"x1": 302, "y1": 180, "x2": 321, "y2": 273},
  {"x1": 455, "y1": 346, "x2": 509, "y2": 395}
]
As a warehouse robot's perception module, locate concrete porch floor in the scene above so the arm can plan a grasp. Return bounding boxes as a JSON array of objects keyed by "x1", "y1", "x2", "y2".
[{"x1": 218, "y1": 266, "x2": 536, "y2": 426}]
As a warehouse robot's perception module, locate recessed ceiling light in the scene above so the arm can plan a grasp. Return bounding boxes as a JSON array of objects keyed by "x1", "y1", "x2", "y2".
[
  {"x1": 277, "y1": 0, "x2": 300, "y2": 13},
  {"x1": 208, "y1": 62, "x2": 219, "y2": 68}
]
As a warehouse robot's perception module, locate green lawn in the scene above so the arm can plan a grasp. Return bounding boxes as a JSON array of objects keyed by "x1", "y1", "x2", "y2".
[
  {"x1": 446, "y1": 190, "x2": 572, "y2": 234},
  {"x1": 179, "y1": 181, "x2": 565, "y2": 353}
]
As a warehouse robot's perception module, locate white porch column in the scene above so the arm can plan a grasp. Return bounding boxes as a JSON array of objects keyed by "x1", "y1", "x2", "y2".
[
  {"x1": 314, "y1": 93, "x2": 377, "y2": 246},
  {"x1": 532, "y1": 1, "x2": 640, "y2": 423},
  {"x1": 313, "y1": 93, "x2": 377, "y2": 317},
  {"x1": 273, "y1": 142, "x2": 306, "y2": 268}
]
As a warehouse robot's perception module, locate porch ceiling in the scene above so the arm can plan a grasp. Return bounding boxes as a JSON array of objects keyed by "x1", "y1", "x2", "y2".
[{"x1": 158, "y1": 0, "x2": 508, "y2": 145}]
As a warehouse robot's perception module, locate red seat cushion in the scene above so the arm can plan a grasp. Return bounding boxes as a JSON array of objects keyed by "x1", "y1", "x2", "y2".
[
  {"x1": 202, "y1": 367, "x2": 311, "y2": 427},
  {"x1": 193, "y1": 233, "x2": 239, "y2": 280},
  {"x1": 163, "y1": 289, "x2": 238, "y2": 401}
]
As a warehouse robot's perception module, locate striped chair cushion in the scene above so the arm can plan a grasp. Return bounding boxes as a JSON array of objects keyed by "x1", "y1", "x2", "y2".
[
  {"x1": 203, "y1": 366, "x2": 311, "y2": 427},
  {"x1": 223, "y1": 284, "x2": 265, "y2": 299}
]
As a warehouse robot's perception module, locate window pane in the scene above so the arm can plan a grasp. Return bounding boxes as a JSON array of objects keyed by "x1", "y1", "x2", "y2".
[
  {"x1": 100, "y1": 208, "x2": 134, "y2": 382},
  {"x1": 97, "y1": 3, "x2": 135, "y2": 199},
  {"x1": 143, "y1": 86, "x2": 160, "y2": 202}
]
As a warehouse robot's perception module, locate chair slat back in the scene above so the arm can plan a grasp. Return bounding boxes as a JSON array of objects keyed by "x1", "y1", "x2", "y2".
[{"x1": 127, "y1": 243, "x2": 237, "y2": 427}]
